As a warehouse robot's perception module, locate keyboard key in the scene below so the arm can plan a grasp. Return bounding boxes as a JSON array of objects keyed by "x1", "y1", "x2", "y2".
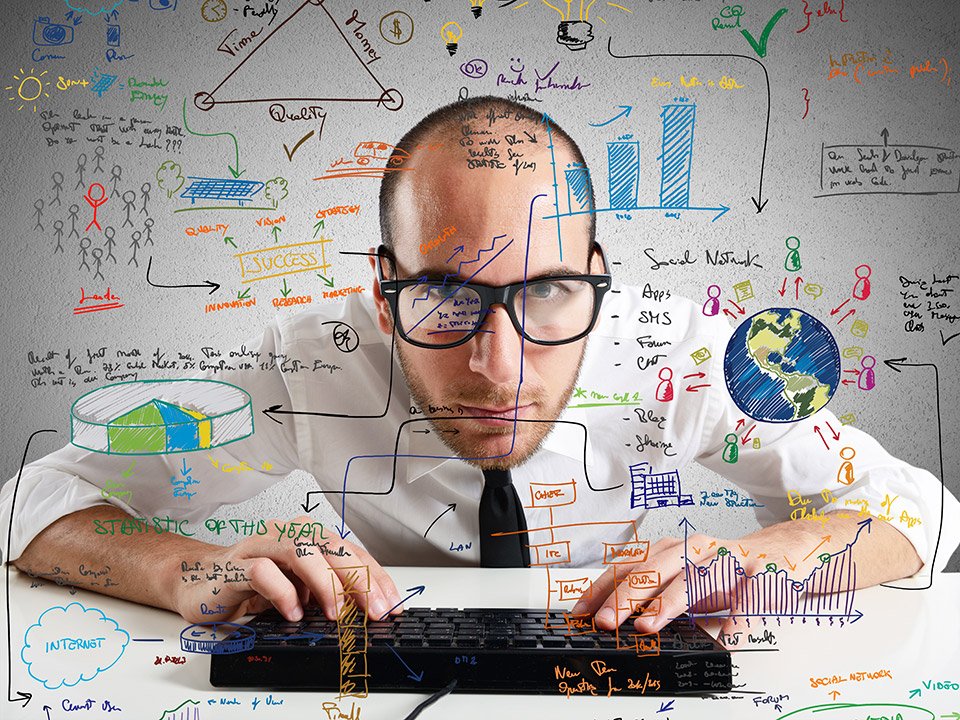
[{"x1": 540, "y1": 637, "x2": 567, "y2": 648}]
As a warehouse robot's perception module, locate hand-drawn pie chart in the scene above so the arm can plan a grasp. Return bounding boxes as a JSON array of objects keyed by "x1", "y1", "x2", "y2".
[{"x1": 71, "y1": 379, "x2": 254, "y2": 455}]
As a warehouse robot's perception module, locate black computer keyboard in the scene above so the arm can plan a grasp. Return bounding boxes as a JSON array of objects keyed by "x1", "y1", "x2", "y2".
[{"x1": 210, "y1": 606, "x2": 732, "y2": 695}]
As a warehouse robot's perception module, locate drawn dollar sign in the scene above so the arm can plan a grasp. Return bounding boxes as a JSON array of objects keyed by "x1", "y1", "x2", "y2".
[{"x1": 392, "y1": 17, "x2": 403, "y2": 40}]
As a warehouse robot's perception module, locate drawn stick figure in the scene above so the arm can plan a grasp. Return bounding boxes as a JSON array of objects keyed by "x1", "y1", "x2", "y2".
[
  {"x1": 837, "y1": 447, "x2": 856, "y2": 485},
  {"x1": 34, "y1": 199, "x2": 44, "y2": 231},
  {"x1": 53, "y1": 220, "x2": 64, "y2": 254},
  {"x1": 51, "y1": 172, "x2": 64, "y2": 207},
  {"x1": 852, "y1": 264, "x2": 872, "y2": 301},
  {"x1": 75, "y1": 153, "x2": 88, "y2": 190},
  {"x1": 85, "y1": 183, "x2": 108, "y2": 232},
  {"x1": 121, "y1": 190, "x2": 136, "y2": 228},
  {"x1": 722, "y1": 433, "x2": 739, "y2": 464},
  {"x1": 79, "y1": 236, "x2": 91, "y2": 271},
  {"x1": 103, "y1": 226, "x2": 117, "y2": 263},
  {"x1": 858, "y1": 355, "x2": 876, "y2": 391},
  {"x1": 142, "y1": 217, "x2": 155, "y2": 246},
  {"x1": 110, "y1": 164, "x2": 123, "y2": 198},
  {"x1": 702, "y1": 284, "x2": 721, "y2": 317},
  {"x1": 68, "y1": 204, "x2": 80, "y2": 239},
  {"x1": 140, "y1": 182, "x2": 152, "y2": 215},
  {"x1": 655, "y1": 367, "x2": 674, "y2": 402},
  {"x1": 93, "y1": 146, "x2": 106, "y2": 173},
  {"x1": 128, "y1": 230, "x2": 141, "y2": 267},
  {"x1": 784, "y1": 236, "x2": 801, "y2": 272},
  {"x1": 91, "y1": 247, "x2": 105, "y2": 281}
]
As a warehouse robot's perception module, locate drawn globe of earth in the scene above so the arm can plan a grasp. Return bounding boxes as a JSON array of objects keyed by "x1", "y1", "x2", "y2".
[{"x1": 723, "y1": 308, "x2": 840, "y2": 423}]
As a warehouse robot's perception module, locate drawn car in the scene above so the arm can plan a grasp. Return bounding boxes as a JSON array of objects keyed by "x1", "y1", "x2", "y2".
[{"x1": 353, "y1": 141, "x2": 409, "y2": 166}]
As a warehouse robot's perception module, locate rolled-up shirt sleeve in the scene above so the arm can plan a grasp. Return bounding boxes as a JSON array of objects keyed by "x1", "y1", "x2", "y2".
[
  {"x1": 0, "y1": 321, "x2": 303, "y2": 564},
  {"x1": 693, "y1": 317, "x2": 960, "y2": 581}
]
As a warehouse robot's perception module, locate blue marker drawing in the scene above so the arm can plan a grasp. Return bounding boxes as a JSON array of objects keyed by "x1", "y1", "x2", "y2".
[
  {"x1": 564, "y1": 163, "x2": 593, "y2": 214},
  {"x1": 106, "y1": 24, "x2": 120, "y2": 47},
  {"x1": 607, "y1": 140, "x2": 640, "y2": 210},
  {"x1": 629, "y1": 462, "x2": 693, "y2": 509},
  {"x1": 180, "y1": 622, "x2": 256, "y2": 654},
  {"x1": 541, "y1": 113, "x2": 564, "y2": 260},
  {"x1": 21, "y1": 602, "x2": 130, "y2": 689},
  {"x1": 658, "y1": 100, "x2": 697, "y2": 209},
  {"x1": 179, "y1": 177, "x2": 265, "y2": 207},
  {"x1": 33, "y1": 17, "x2": 75, "y2": 46}
]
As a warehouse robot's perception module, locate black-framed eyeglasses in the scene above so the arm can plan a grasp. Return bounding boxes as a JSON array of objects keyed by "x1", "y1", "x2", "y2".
[{"x1": 376, "y1": 242, "x2": 612, "y2": 349}]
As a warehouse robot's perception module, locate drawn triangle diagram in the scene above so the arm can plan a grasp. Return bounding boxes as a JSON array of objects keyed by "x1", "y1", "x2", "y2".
[{"x1": 193, "y1": 0, "x2": 403, "y2": 114}]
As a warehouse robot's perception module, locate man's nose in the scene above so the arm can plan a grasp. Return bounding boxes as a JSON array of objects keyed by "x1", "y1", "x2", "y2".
[{"x1": 468, "y1": 305, "x2": 522, "y2": 385}]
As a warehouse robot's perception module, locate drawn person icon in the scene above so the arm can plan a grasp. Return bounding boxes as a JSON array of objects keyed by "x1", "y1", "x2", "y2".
[
  {"x1": 91, "y1": 247, "x2": 105, "y2": 281},
  {"x1": 702, "y1": 284, "x2": 721, "y2": 316},
  {"x1": 655, "y1": 367, "x2": 674, "y2": 402},
  {"x1": 837, "y1": 447, "x2": 856, "y2": 486},
  {"x1": 858, "y1": 355, "x2": 876, "y2": 391},
  {"x1": 852, "y1": 264, "x2": 872, "y2": 301},
  {"x1": 75, "y1": 153, "x2": 88, "y2": 190},
  {"x1": 33, "y1": 199, "x2": 44, "y2": 231},
  {"x1": 128, "y1": 230, "x2": 141, "y2": 267},
  {"x1": 93, "y1": 146, "x2": 106, "y2": 173},
  {"x1": 103, "y1": 226, "x2": 117, "y2": 263},
  {"x1": 84, "y1": 183, "x2": 108, "y2": 232},
  {"x1": 79, "y1": 236, "x2": 92, "y2": 271},
  {"x1": 722, "y1": 433, "x2": 739, "y2": 464},
  {"x1": 142, "y1": 217, "x2": 155, "y2": 246},
  {"x1": 67, "y1": 203, "x2": 80, "y2": 239},
  {"x1": 121, "y1": 190, "x2": 137, "y2": 228},
  {"x1": 51, "y1": 171, "x2": 64, "y2": 207},
  {"x1": 784, "y1": 236, "x2": 801, "y2": 272},
  {"x1": 110, "y1": 164, "x2": 123, "y2": 198},
  {"x1": 53, "y1": 220, "x2": 64, "y2": 254},
  {"x1": 140, "y1": 182, "x2": 152, "y2": 215}
]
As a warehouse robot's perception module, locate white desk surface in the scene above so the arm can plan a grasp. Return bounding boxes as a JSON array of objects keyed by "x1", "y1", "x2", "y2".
[{"x1": 2, "y1": 566, "x2": 958, "y2": 720}]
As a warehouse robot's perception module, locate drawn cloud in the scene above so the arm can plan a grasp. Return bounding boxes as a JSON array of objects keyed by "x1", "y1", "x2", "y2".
[
  {"x1": 21, "y1": 602, "x2": 130, "y2": 689},
  {"x1": 64, "y1": 0, "x2": 126, "y2": 16}
]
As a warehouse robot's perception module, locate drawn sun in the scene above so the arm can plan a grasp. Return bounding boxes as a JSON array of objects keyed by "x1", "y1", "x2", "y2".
[{"x1": 5, "y1": 67, "x2": 50, "y2": 112}]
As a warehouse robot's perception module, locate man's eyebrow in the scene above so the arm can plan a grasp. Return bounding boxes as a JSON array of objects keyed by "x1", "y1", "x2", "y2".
[{"x1": 405, "y1": 265, "x2": 587, "y2": 282}]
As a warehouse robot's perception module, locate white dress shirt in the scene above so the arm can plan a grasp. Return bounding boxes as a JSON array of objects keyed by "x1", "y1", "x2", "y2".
[{"x1": 3, "y1": 286, "x2": 958, "y2": 582}]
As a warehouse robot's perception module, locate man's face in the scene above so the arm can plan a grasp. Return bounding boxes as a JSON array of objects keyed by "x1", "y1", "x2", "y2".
[{"x1": 371, "y1": 120, "x2": 597, "y2": 469}]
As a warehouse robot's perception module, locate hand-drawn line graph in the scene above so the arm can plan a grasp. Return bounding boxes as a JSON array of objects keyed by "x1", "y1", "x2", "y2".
[
  {"x1": 545, "y1": 99, "x2": 731, "y2": 222},
  {"x1": 193, "y1": 0, "x2": 403, "y2": 113},
  {"x1": 682, "y1": 518, "x2": 871, "y2": 625}
]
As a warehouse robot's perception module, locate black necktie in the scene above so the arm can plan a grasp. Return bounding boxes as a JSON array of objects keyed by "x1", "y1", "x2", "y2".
[{"x1": 479, "y1": 468, "x2": 530, "y2": 567}]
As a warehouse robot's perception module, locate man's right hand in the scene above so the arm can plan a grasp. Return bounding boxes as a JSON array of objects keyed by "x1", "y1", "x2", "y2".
[{"x1": 171, "y1": 515, "x2": 403, "y2": 625}]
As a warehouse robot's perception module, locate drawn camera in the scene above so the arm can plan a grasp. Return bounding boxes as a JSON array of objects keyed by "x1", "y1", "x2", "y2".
[
  {"x1": 33, "y1": 17, "x2": 74, "y2": 46},
  {"x1": 150, "y1": 0, "x2": 178, "y2": 9}
]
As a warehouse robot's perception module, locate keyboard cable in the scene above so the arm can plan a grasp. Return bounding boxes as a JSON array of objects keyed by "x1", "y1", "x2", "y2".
[{"x1": 401, "y1": 679, "x2": 458, "y2": 720}]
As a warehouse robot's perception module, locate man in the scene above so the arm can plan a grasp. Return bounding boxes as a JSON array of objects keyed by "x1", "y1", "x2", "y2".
[{"x1": 2, "y1": 96, "x2": 956, "y2": 636}]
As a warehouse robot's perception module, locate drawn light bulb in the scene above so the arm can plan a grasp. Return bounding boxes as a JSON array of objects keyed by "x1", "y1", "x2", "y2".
[
  {"x1": 469, "y1": 0, "x2": 485, "y2": 18},
  {"x1": 440, "y1": 21, "x2": 463, "y2": 56},
  {"x1": 557, "y1": 19, "x2": 593, "y2": 50}
]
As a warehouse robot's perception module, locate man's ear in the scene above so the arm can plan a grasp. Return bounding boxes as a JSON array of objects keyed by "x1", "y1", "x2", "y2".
[{"x1": 369, "y1": 247, "x2": 394, "y2": 335}]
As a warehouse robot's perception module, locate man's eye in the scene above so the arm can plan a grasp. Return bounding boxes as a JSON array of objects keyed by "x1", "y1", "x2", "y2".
[{"x1": 529, "y1": 282, "x2": 560, "y2": 300}]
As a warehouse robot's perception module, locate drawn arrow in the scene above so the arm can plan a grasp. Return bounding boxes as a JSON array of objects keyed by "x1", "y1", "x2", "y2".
[
  {"x1": 778, "y1": 277, "x2": 788, "y2": 297},
  {"x1": 738, "y1": 544, "x2": 749, "y2": 557},
  {"x1": 825, "y1": 421, "x2": 840, "y2": 440},
  {"x1": 735, "y1": 419, "x2": 746, "y2": 431},
  {"x1": 794, "y1": 276, "x2": 804, "y2": 299},
  {"x1": 316, "y1": 273, "x2": 335, "y2": 288},
  {"x1": 446, "y1": 245, "x2": 465, "y2": 263},
  {"x1": 657, "y1": 699, "x2": 675, "y2": 713},
  {"x1": 237, "y1": 288, "x2": 250, "y2": 300},
  {"x1": 283, "y1": 129, "x2": 315, "y2": 162},
  {"x1": 313, "y1": 219, "x2": 324, "y2": 237},
  {"x1": 881, "y1": 128, "x2": 889, "y2": 147},
  {"x1": 685, "y1": 384, "x2": 711, "y2": 393},
  {"x1": 608, "y1": 41, "x2": 772, "y2": 216},
  {"x1": 146, "y1": 257, "x2": 220, "y2": 294},
  {"x1": 783, "y1": 556, "x2": 797, "y2": 571},
  {"x1": 939, "y1": 712, "x2": 960, "y2": 719},
  {"x1": 224, "y1": 236, "x2": 236, "y2": 248},
  {"x1": 379, "y1": 585, "x2": 427, "y2": 620},
  {"x1": 181, "y1": 458, "x2": 190, "y2": 476},
  {"x1": 181, "y1": 97, "x2": 244, "y2": 178},
  {"x1": 440, "y1": 428, "x2": 460, "y2": 435},
  {"x1": 829, "y1": 690, "x2": 841, "y2": 700},
  {"x1": 813, "y1": 425, "x2": 832, "y2": 450},
  {"x1": 412, "y1": 429, "x2": 430, "y2": 434},
  {"x1": 424, "y1": 504, "x2": 457, "y2": 538},
  {"x1": 909, "y1": 689, "x2": 921, "y2": 699},
  {"x1": 739, "y1": 424, "x2": 756, "y2": 446},
  {"x1": 830, "y1": 298, "x2": 851, "y2": 316},
  {"x1": 7, "y1": 431, "x2": 56, "y2": 709},
  {"x1": 589, "y1": 105, "x2": 633, "y2": 127},
  {"x1": 280, "y1": 279, "x2": 292, "y2": 297},
  {"x1": 881, "y1": 358, "x2": 945, "y2": 590},
  {"x1": 43, "y1": 705, "x2": 51, "y2": 719},
  {"x1": 802, "y1": 535, "x2": 832, "y2": 562},
  {"x1": 387, "y1": 644, "x2": 424, "y2": 682},
  {"x1": 271, "y1": 226, "x2": 282, "y2": 242}
]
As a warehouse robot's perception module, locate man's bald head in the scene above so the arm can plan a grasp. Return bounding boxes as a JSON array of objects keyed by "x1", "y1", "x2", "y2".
[{"x1": 378, "y1": 95, "x2": 595, "y2": 254}]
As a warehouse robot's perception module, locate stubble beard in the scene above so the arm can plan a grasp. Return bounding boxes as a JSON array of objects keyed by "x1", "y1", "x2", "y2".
[{"x1": 396, "y1": 342, "x2": 586, "y2": 470}]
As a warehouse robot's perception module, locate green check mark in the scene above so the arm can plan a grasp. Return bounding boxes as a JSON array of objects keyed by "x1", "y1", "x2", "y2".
[{"x1": 741, "y1": 7, "x2": 788, "y2": 59}]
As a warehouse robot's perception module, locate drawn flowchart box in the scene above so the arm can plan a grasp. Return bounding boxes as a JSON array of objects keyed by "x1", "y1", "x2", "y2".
[{"x1": 818, "y1": 143, "x2": 959, "y2": 196}]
